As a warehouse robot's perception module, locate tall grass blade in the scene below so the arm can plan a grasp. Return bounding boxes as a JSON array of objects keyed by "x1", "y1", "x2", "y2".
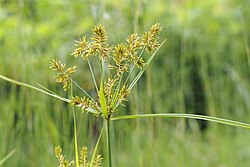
[
  {"x1": 70, "y1": 78, "x2": 94, "y2": 101},
  {"x1": 37, "y1": 83, "x2": 58, "y2": 95},
  {"x1": 100, "y1": 80, "x2": 108, "y2": 118},
  {"x1": 225, "y1": 65, "x2": 250, "y2": 102},
  {"x1": 0, "y1": 149, "x2": 16, "y2": 166},
  {"x1": 99, "y1": 60, "x2": 108, "y2": 118},
  {"x1": 128, "y1": 39, "x2": 167, "y2": 91},
  {"x1": 111, "y1": 113, "x2": 250, "y2": 129},
  {"x1": 90, "y1": 127, "x2": 104, "y2": 166},
  {"x1": 0, "y1": 75, "x2": 70, "y2": 103}
]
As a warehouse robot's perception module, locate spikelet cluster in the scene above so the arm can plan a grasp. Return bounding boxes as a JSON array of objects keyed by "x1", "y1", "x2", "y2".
[
  {"x1": 71, "y1": 36, "x2": 88, "y2": 58},
  {"x1": 70, "y1": 96, "x2": 101, "y2": 115},
  {"x1": 80, "y1": 146, "x2": 88, "y2": 167},
  {"x1": 79, "y1": 146, "x2": 103, "y2": 167},
  {"x1": 110, "y1": 43, "x2": 130, "y2": 77},
  {"x1": 54, "y1": 146, "x2": 75, "y2": 167},
  {"x1": 55, "y1": 146, "x2": 102, "y2": 167},
  {"x1": 92, "y1": 155, "x2": 102, "y2": 167},
  {"x1": 126, "y1": 33, "x2": 144, "y2": 68},
  {"x1": 50, "y1": 59, "x2": 76, "y2": 91},
  {"x1": 71, "y1": 24, "x2": 112, "y2": 60},
  {"x1": 50, "y1": 23, "x2": 162, "y2": 117},
  {"x1": 142, "y1": 23, "x2": 162, "y2": 53},
  {"x1": 104, "y1": 77, "x2": 118, "y2": 104}
]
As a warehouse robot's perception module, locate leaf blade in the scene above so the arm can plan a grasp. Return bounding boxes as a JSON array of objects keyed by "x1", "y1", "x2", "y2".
[
  {"x1": 0, "y1": 75, "x2": 70, "y2": 103},
  {"x1": 111, "y1": 113, "x2": 250, "y2": 129},
  {"x1": 128, "y1": 39, "x2": 166, "y2": 91}
]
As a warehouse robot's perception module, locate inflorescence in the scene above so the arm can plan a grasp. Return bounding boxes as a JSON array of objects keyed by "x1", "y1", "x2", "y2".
[{"x1": 50, "y1": 23, "x2": 162, "y2": 118}]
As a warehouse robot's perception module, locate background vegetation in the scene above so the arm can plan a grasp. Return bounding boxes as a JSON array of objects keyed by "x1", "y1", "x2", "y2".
[{"x1": 0, "y1": 0, "x2": 249, "y2": 166}]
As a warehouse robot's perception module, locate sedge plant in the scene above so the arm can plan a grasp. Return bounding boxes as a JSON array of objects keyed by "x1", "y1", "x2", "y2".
[{"x1": 1, "y1": 23, "x2": 250, "y2": 167}]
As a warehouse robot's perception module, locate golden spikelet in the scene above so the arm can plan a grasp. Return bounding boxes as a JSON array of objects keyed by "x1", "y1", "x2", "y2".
[
  {"x1": 118, "y1": 85, "x2": 130, "y2": 106},
  {"x1": 50, "y1": 59, "x2": 66, "y2": 72},
  {"x1": 91, "y1": 24, "x2": 107, "y2": 44},
  {"x1": 104, "y1": 77, "x2": 118, "y2": 105},
  {"x1": 71, "y1": 96, "x2": 100, "y2": 114},
  {"x1": 92, "y1": 154, "x2": 103, "y2": 167},
  {"x1": 55, "y1": 145, "x2": 103, "y2": 167},
  {"x1": 50, "y1": 59, "x2": 76, "y2": 91},
  {"x1": 109, "y1": 43, "x2": 130, "y2": 76},
  {"x1": 126, "y1": 33, "x2": 142, "y2": 56},
  {"x1": 79, "y1": 146, "x2": 89, "y2": 167},
  {"x1": 54, "y1": 146, "x2": 75, "y2": 167},
  {"x1": 142, "y1": 23, "x2": 162, "y2": 53},
  {"x1": 71, "y1": 36, "x2": 88, "y2": 58}
]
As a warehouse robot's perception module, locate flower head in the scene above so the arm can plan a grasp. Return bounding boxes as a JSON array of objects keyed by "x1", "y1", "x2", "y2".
[
  {"x1": 142, "y1": 23, "x2": 162, "y2": 53},
  {"x1": 50, "y1": 59, "x2": 76, "y2": 91},
  {"x1": 50, "y1": 23, "x2": 163, "y2": 118}
]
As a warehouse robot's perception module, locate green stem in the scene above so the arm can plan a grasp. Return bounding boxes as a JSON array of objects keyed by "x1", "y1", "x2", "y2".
[
  {"x1": 87, "y1": 59, "x2": 99, "y2": 93},
  {"x1": 71, "y1": 82, "x2": 79, "y2": 167},
  {"x1": 106, "y1": 119, "x2": 112, "y2": 167},
  {"x1": 73, "y1": 106, "x2": 79, "y2": 167}
]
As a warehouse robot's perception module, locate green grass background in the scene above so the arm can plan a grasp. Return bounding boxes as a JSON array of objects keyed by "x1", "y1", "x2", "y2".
[{"x1": 0, "y1": 0, "x2": 250, "y2": 166}]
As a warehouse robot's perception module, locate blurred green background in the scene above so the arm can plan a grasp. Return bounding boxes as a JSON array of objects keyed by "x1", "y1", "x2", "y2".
[{"x1": 0, "y1": 0, "x2": 250, "y2": 166}]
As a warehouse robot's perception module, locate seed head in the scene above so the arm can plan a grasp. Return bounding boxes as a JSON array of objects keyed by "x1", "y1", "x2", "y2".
[
  {"x1": 54, "y1": 146, "x2": 75, "y2": 167},
  {"x1": 50, "y1": 59, "x2": 76, "y2": 91},
  {"x1": 71, "y1": 95, "x2": 100, "y2": 114},
  {"x1": 80, "y1": 146, "x2": 88, "y2": 167},
  {"x1": 71, "y1": 36, "x2": 88, "y2": 58},
  {"x1": 142, "y1": 23, "x2": 162, "y2": 53},
  {"x1": 91, "y1": 24, "x2": 107, "y2": 44},
  {"x1": 93, "y1": 154, "x2": 103, "y2": 167}
]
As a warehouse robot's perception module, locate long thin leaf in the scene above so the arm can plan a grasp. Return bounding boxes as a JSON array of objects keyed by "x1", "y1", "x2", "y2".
[
  {"x1": 124, "y1": 46, "x2": 146, "y2": 86},
  {"x1": 110, "y1": 74, "x2": 123, "y2": 109},
  {"x1": 0, "y1": 75, "x2": 70, "y2": 103},
  {"x1": 111, "y1": 113, "x2": 250, "y2": 129},
  {"x1": 0, "y1": 75, "x2": 97, "y2": 115},
  {"x1": 87, "y1": 59, "x2": 99, "y2": 93},
  {"x1": 37, "y1": 83, "x2": 57, "y2": 95},
  {"x1": 226, "y1": 66, "x2": 250, "y2": 103},
  {"x1": 128, "y1": 39, "x2": 167, "y2": 91},
  {"x1": 100, "y1": 80, "x2": 108, "y2": 118},
  {"x1": 90, "y1": 127, "x2": 104, "y2": 166},
  {"x1": 99, "y1": 60, "x2": 108, "y2": 118},
  {"x1": 0, "y1": 149, "x2": 16, "y2": 166},
  {"x1": 70, "y1": 78, "x2": 94, "y2": 101}
]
